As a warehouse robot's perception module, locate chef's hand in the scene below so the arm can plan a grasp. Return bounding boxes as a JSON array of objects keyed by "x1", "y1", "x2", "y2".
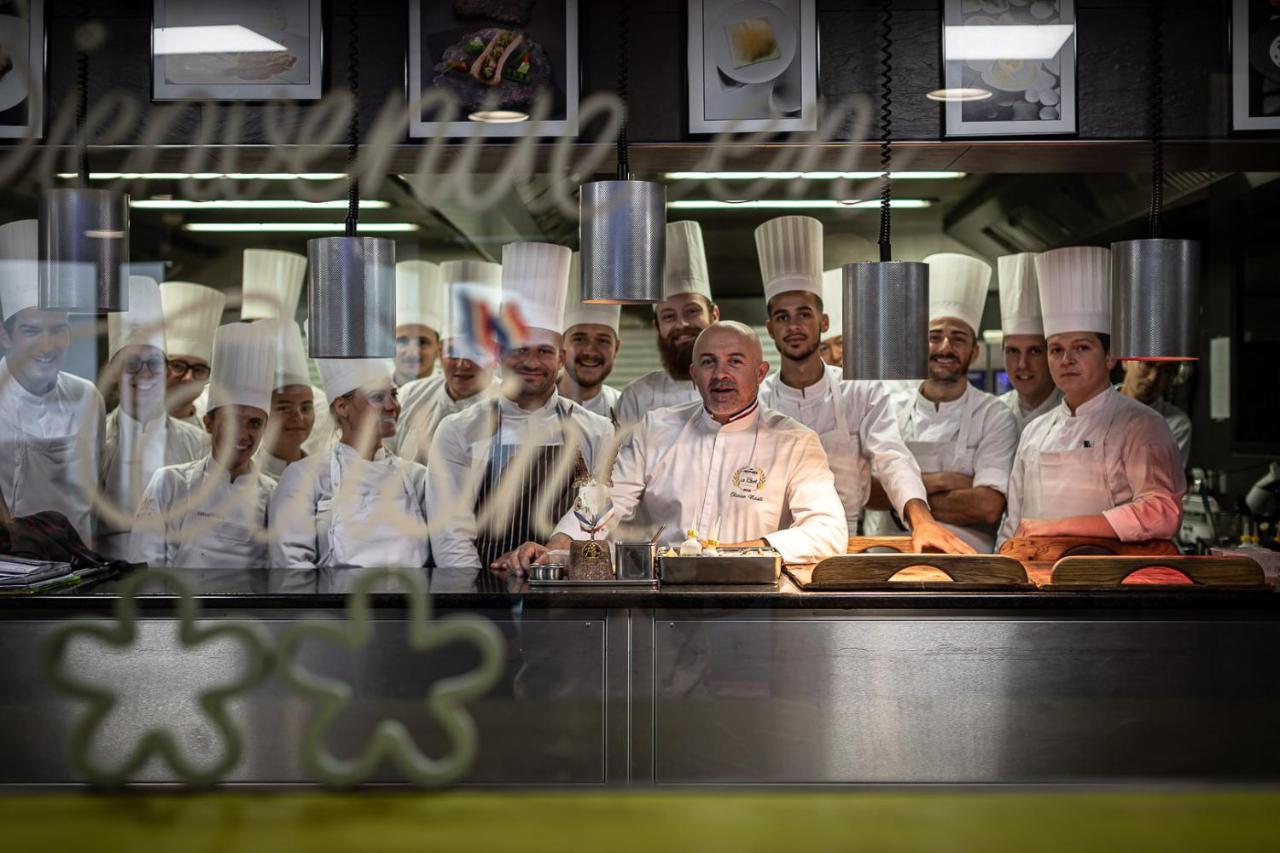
[
  {"x1": 490, "y1": 542, "x2": 547, "y2": 574},
  {"x1": 903, "y1": 499, "x2": 976, "y2": 555}
]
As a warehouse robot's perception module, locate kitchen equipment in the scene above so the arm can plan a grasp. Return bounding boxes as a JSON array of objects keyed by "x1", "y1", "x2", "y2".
[
  {"x1": 789, "y1": 554, "x2": 1032, "y2": 591},
  {"x1": 1047, "y1": 555, "x2": 1268, "y2": 589},
  {"x1": 659, "y1": 548, "x2": 780, "y2": 585},
  {"x1": 528, "y1": 563, "x2": 565, "y2": 582},
  {"x1": 616, "y1": 542, "x2": 657, "y2": 580}
]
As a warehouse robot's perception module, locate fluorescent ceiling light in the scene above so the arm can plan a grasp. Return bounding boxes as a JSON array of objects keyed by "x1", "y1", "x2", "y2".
[
  {"x1": 57, "y1": 172, "x2": 347, "y2": 181},
  {"x1": 131, "y1": 199, "x2": 389, "y2": 210},
  {"x1": 468, "y1": 110, "x2": 529, "y2": 123},
  {"x1": 926, "y1": 87, "x2": 993, "y2": 102},
  {"x1": 665, "y1": 171, "x2": 966, "y2": 180},
  {"x1": 183, "y1": 222, "x2": 420, "y2": 233},
  {"x1": 943, "y1": 24, "x2": 1074, "y2": 61},
  {"x1": 667, "y1": 199, "x2": 932, "y2": 210},
  {"x1": 153, "y1": 25, "x2": 286, "y2": 56}
]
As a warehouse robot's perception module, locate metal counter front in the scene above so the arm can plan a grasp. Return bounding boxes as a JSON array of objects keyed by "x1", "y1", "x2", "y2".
[{"x1": 2, "y1": 566, "x2": 1278, "y2": 787}]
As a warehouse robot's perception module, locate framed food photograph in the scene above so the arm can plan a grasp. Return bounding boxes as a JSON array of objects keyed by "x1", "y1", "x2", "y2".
[
  {"x1": 151, "y1": 0, "x2": 323, "y2": 101},
  {"x1": 941, "y1": 0, "x2": 1077, "y2": 138},
  {"x1": 687, "y1": 0, "x2": 818, "y2": 134},
  {"x1": 407, "y1": 0, "x2": 579, "y2": 138},
  {"x1": 1232, "y1": 0, "x2": 1280, "y2": 131},
  {"x1": 0, "y1": 0, "x2": 44, "y2": 139}
]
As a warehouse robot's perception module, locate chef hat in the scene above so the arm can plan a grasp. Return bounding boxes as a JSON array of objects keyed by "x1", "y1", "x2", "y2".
[
  {"x1": 241, "y1": 249, "x2": 306, "y2": 320},
  {"x1": 395, "y1": 260, "x2": 444, "y2": 333},
  {"x1": 260, "y1": 318, "x2": 311, "y2": 390},
  {"x1": 924, "y1": 252, "x2": 991, "y2": 334},
  {"x1": 108, "y1": 276, "x2": 167, "y2": 358},
  {"x1": 207, "y1": 321, "x2": 277, "y2": 414},
  {"x1": 660, "y1": 220, "x2": 713, "y2": 305},
  {"x1": 316, "y1": 358, "x2": 392, "y2": 401},
  {"x1": 755, "y1": 216, "x2": 823, "y2": 304},
  {"x1": 160, "y1": 281, "x2": 226, "y2": 363},
  {"x1": 0, "y1": 219, "x2": 39, "y2": 322},
  {"x1": 501, "y1": 242, "x2": 571, "y2": 335},
  {"x1": 997, "y1": 253, "x2": 1044, "y2": 337},
  {"x1": 1034, "y1": 246, "x2": 1112, "y2": 338},
  {"x1": 822, "y1": 268, "x2": 843, "y2": 341},
  {"x1": 562, "y1": 252, "x2": 620, "y2": 334}
]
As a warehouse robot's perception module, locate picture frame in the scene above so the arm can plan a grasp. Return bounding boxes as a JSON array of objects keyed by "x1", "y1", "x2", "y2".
[
  {"x1": 1231, "y1": 0, "x2": 1280, "y2": 131},
  {"x1": 687, "y1": 0, "x2": 818, "y2": 134},
  {"x1": 407, "y1": 0, "x2": 579, "y2": 139},
  {"x1": 0, "y1": 0, "x2": 44, "y2": 140},
  {"x1": 151, "y1": 0, "x2": 323, "y2": 101},
  {"x1": 941, "y1": 0, "x2": 1077, "y2": 138}
]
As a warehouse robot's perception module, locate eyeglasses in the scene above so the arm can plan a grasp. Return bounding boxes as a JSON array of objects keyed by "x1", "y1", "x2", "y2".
[
  {"x1": 166, "y1": 359, "x2": 211, "y2": 380},
  {"x1": 125, "y1": 355, "x2": 168, "y2": 376}
]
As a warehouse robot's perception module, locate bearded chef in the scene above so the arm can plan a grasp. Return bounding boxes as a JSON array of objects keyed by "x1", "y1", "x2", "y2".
[
  {"x1": 270, "y1": 358, "x2": 430, "y2": 569},
  {"x1": 557, "y1": 252, "x2": 622, "y2": 419},
  {"x1": 98, "y1": 276, "x2": 209, "y2": 559},
  {"x1": 159, "y1": 280, "x2": 225, "y2": 426},
  {"x1": 999, "y1": 246, "x2": 1186, "y2": 544},
  {"x1": 254, "y1": 319, "x2": 315, "y2": 479},
  {"x1": 754, "y1": 217, "x2": 972, "y2": 554},
  {"x1": 426, "y1": 242, "x2": 614, "y2": 570},
  {"x1": 1117, "y1": 361, "x2": 1191, "y2": 466},
  {"x1": 996, "y1": 253, "x2": 1062, "y2": 434},
  {"x1": 130, "y1": 321, "x2": 278, "y2": 568},
  {"x1": 0, "y1": 219, "x2": 105, "y2": 543},
  {"x1": 393, "y1": 260, "x2": 443, "y2": 387},
  {"x1": 864, "y1": 253, "x2": 1019, "y2": 552},
  {"x1": 391, "y1": 259, "x2": 503, "y2": 464},
  {"x1": 614, "y1": 221, "x2": 721, "y2": 426},
  {"x1": 818, "y1": 268, "x2": 844, "y2": 368}
]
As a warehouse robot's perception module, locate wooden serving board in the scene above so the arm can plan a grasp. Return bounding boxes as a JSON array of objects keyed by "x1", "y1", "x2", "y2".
[
  {"x1": 999, "y1": 536, "x2": 1179, "y2": 562},
  {"x1": 846, "y1": 536, "x2": 914, "y2": 554},
  {"x1": 790, "y1": 553, "x2": 1032, "y2": 591},
  {"x1": 1047, "y1": 555, "x2": 1269, "y2": 589}
]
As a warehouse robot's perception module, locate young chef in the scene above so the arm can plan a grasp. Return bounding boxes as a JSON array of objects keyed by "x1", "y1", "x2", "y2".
[
  {"x1": 864, "y1": 253, "x2": 1019, "y2": 552},
  {"x1": 254, "y1": 319, "x2": 315, "y2": 479},
  {"x1": 1117, "y1": 361, "x2": 1191, "y2": 466},
  {"x1": 426, "y1": 242, "x2": 614, "y2": 569},
  {"x1": 495, "y1": 321, "x2": 848, "y2": 572},
  {"x1": 557, "y1": 252, "x2": 622, "y2": 419},
  {"x1": 98, "y1": 276, "x2": 209, "y2": 559},
  {"x1": 818, "y1": 268, "x2": 844, "y2": 368},
  {"x1": 996, "y1": 253, "x2": 1062, "y2": 434},
  {"x1": 999, "y1": 246, "x2": 1186, "y2": 543},
  {"x1": 393, "y1": 260, "x2": 443, "y2": 387},
  {"x1": 0, "y1": 219, "x2": 105, "y2": 543},
  {"x1": 614, "y1": 221, "x2": 720, "y2": 426},
  {"x1": 754, "y1": 216, "x2": 972, "y2": 554},
  {"x1": 130, "y1": 321, "x2": 278, "y2": 568},
  {"x1": 159, "y1": 280, "x2": 225, "y2": 426},
  {"x1": 269, "y1": 358, "x2": 430, "y2": 569}
]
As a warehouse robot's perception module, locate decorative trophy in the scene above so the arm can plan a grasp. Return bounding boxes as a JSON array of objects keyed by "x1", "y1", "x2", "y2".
[{"x1": 568, "y1": 481, "x2": 614, "y2": 580}]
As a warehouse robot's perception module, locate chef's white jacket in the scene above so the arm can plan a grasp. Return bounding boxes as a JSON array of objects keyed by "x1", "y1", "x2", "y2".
[
  {"x1": 388, "y1": 373, "x2": 497, "y2": 464},
  {"x1": 614, "y1": 370, "x2": 701, "y2": 426},
  {"x1": 575, "y1": 383, "x2": 620, "y2": 420},
  {"x1": 1112, "y1": 386, "x2": 1191, "y2": 467},
  {"x1": 999, "y1": 387, "x2": 1064, "y2": 435},
  {"x1": 252, "y1": 448, "x2": 300, "y2": 481}
]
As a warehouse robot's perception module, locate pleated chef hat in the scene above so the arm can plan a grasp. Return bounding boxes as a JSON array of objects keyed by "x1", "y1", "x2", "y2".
[
  {"x1": 395, "y1": 260, "x2": 444, "y2": 332},
  {"x1": 0, "y1": 219, "x2": 39, "y2": 322},
  {"x1": 265, "y1": 318, "x2": 311, "y2": 389},
  {"x1": 1034, "y1": 246, "x2": 1112, "y2": 338},
  {"x1": 160, "y1": 281, "x2": 226, "y2": 363},
  {"x1": 997, "y1": 253, "x2": 1044, "y2": 337},
  {"x1": 108, "y1": 276, "x2": 167, "y2": 358},
  {"x1": 207, "y1": 321, "x2": 277, "y2": 414},
  {"x1": 755, "y1": 216, "x2": 824, "y2": 304},
  {"x1": 924, "y1": 252, "x2": 992, "y2": 334},
  {"x1": 660, "y1": 221, "x2": 712, "y2": 305},
  {"x1": 822, "y1": 268, "x2": 843, "y2": 341},
  {"x1": 440, "y1": 259, "x2": 502, "y2": 341},
  {"x1": 563, "y1": 252, "x2": 620, "y2": 333},
  {"x1": 240, "y1": 249, "x2": 306, "y2": 320},
  {"x1": 316, "y1": 358, "x2": 391, "y2": 401},
  {"x1": 501, "y1": 242, "x2": 572, "y2": 335}
]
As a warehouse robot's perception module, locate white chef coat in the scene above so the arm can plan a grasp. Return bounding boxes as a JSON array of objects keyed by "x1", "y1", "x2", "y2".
[
  {"x1": 129, "y1": 456, "x2": 276, "y2": 569},
  {"x1": 999, "y1": 387, "x2": 1064, "y2": 435},
  {"x1": 554, "y1": 399, "x2": 848, "y2": 563},
  {"x1": 388, "y1": 373, "x2": 497, "y2": 464},
  {"x1": 864, "y1": 381, "x2": 1018, "y2": 551},
  {"x1": 1113, "y1": 386, "x2": 1191, "y2": 468},
  {"x1": 575, "y1": 383, "x2": 621, "y2": 420},
  {"x1": 759, "y1": 364, "x2": 927, "y2": 526},
  {"x1": 0, "y1": 358, "x2": 105, "y2": 544},
  {"x1": 253, "y1": 449, "x2": 305, "y2": 481},
  {"x1": 269, "y1": 442, "x2": 430, "y2": 569},
  {"x1": 998, "y1": 386, "x2": 1186, "y2": 544},
  {"x1": 426, "y1": 392, "x2": 614, "y2": 568},
  {"x1": 614, "y1": 370, "x2": 701, "y2": 426}
]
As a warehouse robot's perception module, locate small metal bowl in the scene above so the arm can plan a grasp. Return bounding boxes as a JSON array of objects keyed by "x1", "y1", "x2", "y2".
[{"x1": 529, "y1": 563, "x2": 565, "y2": 581}]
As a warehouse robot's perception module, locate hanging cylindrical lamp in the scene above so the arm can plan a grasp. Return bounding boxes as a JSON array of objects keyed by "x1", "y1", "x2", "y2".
[{"x1": 578, "y1": 0, "x2": 664, "y2": 304}]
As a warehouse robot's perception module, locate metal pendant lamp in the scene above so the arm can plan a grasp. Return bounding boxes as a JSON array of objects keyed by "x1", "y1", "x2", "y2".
[
  {"x1": 844, "y1": 1, "x2": 929, "y2": 381},
  {"x1": 307, "y1": 16, "x2": 395, "y2": 358},
  {"x1": 578, "y1": 0, "x2": 665, "y2": 304},
  {"x1": 1111, "y1": 0, "x2": 1200, "y2": 361}
]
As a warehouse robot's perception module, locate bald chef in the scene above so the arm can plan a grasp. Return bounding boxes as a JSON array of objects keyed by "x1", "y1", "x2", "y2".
[
  {"x1": 160, "y1": 280, "x2": 225, "y2": 426},
  {"x1": 996, "y1": 253, "x2": 1062, "y2": 434},
  {"x1": 254, "y1": 320, "x2": 316, "y2": 479},
  {"x1": 614, "y1": 221, "x2": 720, "y2": 426},
  {"x1": 818, "y1": 268, "x2": 844, "y2": 368},
  {"x1": 99, "y1": 276, "x2": 208, "y2": 559},
  {"x1": 999, "y1": 247, "x2": 1186, "y2": 543},
  {"x1": 496, "y1": 322, "x2": 847, "y2": 571},
  {"x1": 556, "y1": 252, "x2": 622, "y2": 418},
  {"x1": 392, "y1": 260, "x2": 503, "y2": 464},
  {"x1": 0, "y1": 219, "x2": 105, "y2": 542},
  {"x1": 426, "y1": 242, "x2": 614, "y2": 569},
  {"x1": 865, "y1": 253, "x2": 1019, "y2": 552},
  {"x1": 754, "y1": 217, "x2": 972, "y2": 554},
  {"x1": 130, "y1": 322, "x2": 278, "y2": 568},
  {"x1": 393, "y1": 260, "x2": 443, "y2": 388}
]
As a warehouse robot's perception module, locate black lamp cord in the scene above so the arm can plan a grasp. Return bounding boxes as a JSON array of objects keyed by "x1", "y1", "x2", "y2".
[
  {"x1": 1148, "y1": 0, "x2": 1163, "y2": 239},
  {"x1": 76, "y1": 0, "x2": 89, "y2": 185},
  {"x1": 345, "y1": 14, "x2": 360, "y2": 237},
  {"x1": 615, "y1": 0, "x2": 630, "y2": 181},
  {"x1": 877, "y1": 0, "x2": 892, "y2": 262}
]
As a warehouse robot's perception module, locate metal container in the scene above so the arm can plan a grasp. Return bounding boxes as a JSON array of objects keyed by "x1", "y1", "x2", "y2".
[
  {"x1": 616, "y1": 542, "x2": 656, "y2": 580},
  {"x1": 1110, "y1": 238, "x2": 1201, "y2": 360},
  {"x1": 659, "y1": 549, "x2": 781, "y2": 585},
  {"x1": 529, "y1": 563, "x2": 566, "y2": 582},
  {"x1": 579, "y1": 180, "x2": 665, "y2": 304}
]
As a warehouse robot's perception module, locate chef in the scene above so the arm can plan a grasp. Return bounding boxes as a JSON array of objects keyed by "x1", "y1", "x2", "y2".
[
  {"x1": 557, "y1": 252, "x2": 622, "y2": 419},
  {"x1": 996, "y1": 253, "x2": 1062, "y2": 434},
  {"x1": 269, "y1": 358, "x2": 430, "y2": 569},
  {"x1": 391, "y1": 259, "x2": 502, "y2": 464},
  {"x1": 818, "y1": 268, "x2": 844, "y2": 368},
  {"x1": 159, "y1": 280, "x2": 225, "y2": 425},
  {"x1": 426, "y1": 242, "x2": 614, "y2": 570},
  {"x1": 614, "y1": 221, "x2": 720, "y2": 426},
  {"x1": 130, "y1": 321, "x2": 278, "y2": 569},
  {"x1": 864, "y1": 253, "x2": 1019, "y2": 552},
  {"x1": 754, "y1": 216, "x2": 971, "y2": 554},
  {"x1": 0, "y1": 219, "x2": 105, "y2": 543},
  {"x1": 393, "y1": 260, "x2": 443, "y2": 387},
  {"x1": 1117, "y1": 361, "x2": 1191, "y2": 466},
  {"x1": 999, "y1": 246, "x2": 1186, "y2": 543},
  {"x1": 254, "y1": 319, "x2": 315, "y2": 480}
]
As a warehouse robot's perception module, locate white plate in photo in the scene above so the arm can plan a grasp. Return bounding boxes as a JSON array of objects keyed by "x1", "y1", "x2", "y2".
[
  {"x1": 0, "y1": 16, "x2": 31, "y2": 113},
  {"x1": 710, "y1": 0, "x2": 797, "y2": 86}
]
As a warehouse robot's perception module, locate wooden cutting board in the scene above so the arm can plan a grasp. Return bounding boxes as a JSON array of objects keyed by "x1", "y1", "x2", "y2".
[
  {"x1": 1047, "y1": 555, "x2": 1269, "y2": 589},
  {"x1": 999, "y1": 536, "x2": 1179, "y2": 563},
  {"x1": 791, "y1": 553, "x2": 1032, "y2": 590}
]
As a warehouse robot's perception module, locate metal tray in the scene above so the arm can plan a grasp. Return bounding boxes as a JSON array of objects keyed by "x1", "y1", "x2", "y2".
[
  {"x1": 659, "y1": 550, "x2": 781, "y2": 585},
  {"x1": 527, "y1": 577, "x2": 660, "y2": 589}
]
